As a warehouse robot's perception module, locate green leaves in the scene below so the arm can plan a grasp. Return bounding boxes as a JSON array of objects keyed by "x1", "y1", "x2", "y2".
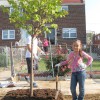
[
  {"x1": 2, "y1": 0, "x2": 68, "y2": 35},
  {"x1": 51, "y1": 24, "x2": 58, "y2": 29},
  {"x1": 45, "y1": 55, "x2": 70, "y2": 76}
]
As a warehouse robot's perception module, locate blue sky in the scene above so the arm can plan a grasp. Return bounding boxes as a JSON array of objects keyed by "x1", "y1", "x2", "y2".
[{"x1": 85, "y1": 0, "x2": 100, "y2": 33}]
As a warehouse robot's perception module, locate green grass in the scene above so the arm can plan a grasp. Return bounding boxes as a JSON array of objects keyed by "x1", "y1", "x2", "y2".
[
  {"x1": 38, "y1": 58, "x2": 47, "y2": 71},
  {"x1": 87, "y1": 60, "x2": 100, "y2": 71},
  {"x1": 39, "y1": 58, "x2": 100, "y2": 71},
  {"x1": 0, "y1": 59, "x2": 100, "y2": 72}
]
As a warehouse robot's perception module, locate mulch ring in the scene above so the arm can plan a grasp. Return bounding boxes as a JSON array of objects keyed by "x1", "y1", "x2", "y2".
[{"x1": 1, "y1": 89, "x2": 100, "y2": 100}]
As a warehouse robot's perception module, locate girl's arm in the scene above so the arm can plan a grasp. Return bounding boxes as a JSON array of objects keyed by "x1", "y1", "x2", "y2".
[
  {"x1": 60, "y1": 52, "x2": 73, "y2": 66},
  {"x1": 82, "y1": 51, "x2": 93, "y2": 66}
]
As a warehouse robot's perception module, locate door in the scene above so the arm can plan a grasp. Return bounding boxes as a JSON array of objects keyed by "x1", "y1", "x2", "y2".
[{"x1": 47, "y1": 28, "x2": 55, "y2": 44}]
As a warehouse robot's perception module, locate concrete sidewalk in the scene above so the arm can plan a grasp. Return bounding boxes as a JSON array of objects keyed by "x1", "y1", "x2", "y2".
[
  {"x1": 0, "y1": 70, "x2": 100, "y2": 95},
  {"x1": 0, "y1": 79, "x2": 100, "y2": 95}
]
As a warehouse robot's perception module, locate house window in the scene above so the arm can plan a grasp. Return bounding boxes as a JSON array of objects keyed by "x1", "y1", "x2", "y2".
[
  {"x1": 2, "y1": 30, "x2": 15, "y2": 40},
  {"x1": 62, "y1": 6, "x2": 68, "y2": 11},
  {"x1": 10, "y1": 7, "x2": 23, "y2": 15},
  {"x1": 62, "y1": 28, "x2": 77, "y2": 38},
  {"x1": 10, "y1": 7, "x2": 14, "y2": 14}
]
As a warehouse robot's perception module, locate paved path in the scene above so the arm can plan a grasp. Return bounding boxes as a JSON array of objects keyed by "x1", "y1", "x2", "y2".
[{"x1": 0, "y1": 70, "x2": 100, "y2": 96}]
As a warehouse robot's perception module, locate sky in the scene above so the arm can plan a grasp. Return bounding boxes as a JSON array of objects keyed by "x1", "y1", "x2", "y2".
[{"x1": 85, "y1": 0, "x2": 100, "y2": 34}]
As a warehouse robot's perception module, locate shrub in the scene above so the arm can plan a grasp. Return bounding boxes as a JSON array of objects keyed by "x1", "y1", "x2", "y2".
[
  {"x1": 45, "y1": 55, "x2": 70, "y2": 76},
  {"x1": 0, "y1": 53, "x2": 10, "y2": 67},
  {"x1": 0, "y1": 53, "x2": 6, "y2": 67}
]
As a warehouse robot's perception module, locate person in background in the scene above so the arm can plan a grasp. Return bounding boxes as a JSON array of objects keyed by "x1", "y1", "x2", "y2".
[
  {"x1": 34, "y1": 38, "x2": 43, "y2": 70},
  {"x1": 25, "y1": 33, "x2": 45, "y2": 87},
  {"x1": 15, "y1": 41, "x2": 19, "y2": 47},
  {"x1": 55, "y1": 39, "x2": 93, "y2": 100},
  {"x1": 55, "y1": 45, "x2": 62, "y2": 55},
  {"x1": 37, "y1": 38, "x2": 43, "y2": 49},
  {"x1": 43, "y1": 38, "x2": 49, "y2": 55}
]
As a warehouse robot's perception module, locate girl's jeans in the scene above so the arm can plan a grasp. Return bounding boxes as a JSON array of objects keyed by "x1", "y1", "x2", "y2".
[{"x1": 70, "y1": 71, "x2": 86, "y2": 100}]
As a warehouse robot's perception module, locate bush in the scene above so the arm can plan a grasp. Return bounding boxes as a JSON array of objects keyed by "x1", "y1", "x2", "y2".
[
  {"x1": 0, "y1": 53, "x2": 10, "y2": 67},
  {"x1": 45, "y1": 55, "x2": 70, "y2": 76},
  {"x1": 0, "y1": 53, "x2": 6, "y2": 67}
]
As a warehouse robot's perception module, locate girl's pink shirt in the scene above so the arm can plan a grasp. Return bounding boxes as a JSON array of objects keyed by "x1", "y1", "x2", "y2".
[{"x1": 60, "y1": 51, "x2": 93, "y2": 72}]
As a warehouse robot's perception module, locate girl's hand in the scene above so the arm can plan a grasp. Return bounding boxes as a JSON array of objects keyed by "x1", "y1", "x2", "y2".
[
  {"x1": 40, "y1": 51, "x2": 45, "y2": 55},
  {"x1": 55, "y1": 63, "x2": 60, "y2": 67},
  {"x1": 78, "y1": 62, "x2": 87, "y2": 69}
]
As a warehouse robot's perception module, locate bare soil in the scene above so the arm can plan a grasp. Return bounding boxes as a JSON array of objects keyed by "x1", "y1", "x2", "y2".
[
  {"x1": 1, "y1": 89, "x2": 100, "y2": 100},
  {"x1": 1, "y1": 89, "x2": 64, "y2": 100},
  {"x1": 64, "y1": 94, "x2": 100, "y2": 100}
]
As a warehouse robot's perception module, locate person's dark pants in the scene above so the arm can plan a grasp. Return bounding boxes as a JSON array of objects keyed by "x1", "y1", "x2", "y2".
[
  {"x1": 26, "y1": 58, "x2": 38, "y2": 74},
  {"x1": 70, "y1": 71, "x2": 86, "y2": 100},
  {"x1": 26, "y1": 58, "x2": 32, "y2": 74},
  {"x1": 43, "y1": 46, "x2": 48, "y2": 53},
  {"x1": 25, "y1": 58, "x2": 38, "y2": 87}
]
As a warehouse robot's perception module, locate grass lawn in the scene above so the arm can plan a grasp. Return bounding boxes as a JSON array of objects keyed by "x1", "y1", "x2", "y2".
[
  {"x1": 0, "y1": 58, "x2": 100, "y2": 72},
  {"x1": 39, "y1": 58, "x2": 100, "y2": 71},
  {"x1": 87, "y1": 60, "x2": 100, "y2": 71},
  {"x1": 38, "y1": 58, "x2": 47, "y2": 71}
]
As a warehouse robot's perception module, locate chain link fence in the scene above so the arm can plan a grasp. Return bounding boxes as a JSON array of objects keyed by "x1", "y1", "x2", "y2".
[
  {"x1": 0, "y1": 43, "x2": 100, "y2": 80},
  {"x1": 0, "y1": 46, "x2": 10, "y2": 68}
]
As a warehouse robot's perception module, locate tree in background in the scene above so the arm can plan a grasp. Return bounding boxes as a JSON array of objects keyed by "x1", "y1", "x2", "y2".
[
  {"x1": 86, "y1": 31, "x2": 95, "y2": 45},
  {"x1": 1, "y1": 0, "x2": 68, "y2": 96}
]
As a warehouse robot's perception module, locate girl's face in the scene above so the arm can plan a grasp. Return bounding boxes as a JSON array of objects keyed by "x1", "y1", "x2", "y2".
[{"x1": 72, "y1": 41, "x2": 82, "y2": 52}]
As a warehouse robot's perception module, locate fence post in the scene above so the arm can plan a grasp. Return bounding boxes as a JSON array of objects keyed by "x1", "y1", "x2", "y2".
[
  {"x1": 5, "y1": 46, "x2": 8, "y2": 68},
  {"x1": 49, "y1": 37, "x2": 54, "y2": 77},
  {"x1": 89, "y1": 44, "x2": 93, "y2": 77},
  {"x1": 10, "y1": 42, "x2": 15, "y2": 77}
]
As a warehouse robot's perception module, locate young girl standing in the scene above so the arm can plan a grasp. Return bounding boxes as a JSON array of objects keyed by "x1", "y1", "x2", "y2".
[{"x1": 55, "y1": 40, "x2": 93, "y2": 100}]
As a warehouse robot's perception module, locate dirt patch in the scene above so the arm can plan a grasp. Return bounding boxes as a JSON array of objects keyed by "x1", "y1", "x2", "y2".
[
  {"x1": 1, "y1": 89, "x2": 100, "y2": 100},
  {"x1": 1, "y1": 89, "x2": 64, "y2": 100},
  {"x1": 65, "y1": 94, "x2": 100, "y2": 100}
]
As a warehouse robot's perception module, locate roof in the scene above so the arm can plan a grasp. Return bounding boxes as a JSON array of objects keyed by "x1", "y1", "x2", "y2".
[
  {"x1": 62, "y1": 0, "x2": 84, "y2": 3},
  {"x1": 0, "y1": 0, "x2": 9, "y2": 7},
  {"x1": 0, "y1": 0, "x2": 84, "y2": 7}
]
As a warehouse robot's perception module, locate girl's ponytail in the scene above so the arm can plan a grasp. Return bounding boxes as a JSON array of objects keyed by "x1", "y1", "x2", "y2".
[
  {"x1": 75, "y1": 39, "x2": 83, "y2": 57},
  {"x1": 79, "y1": 49, "x2": 82, "y2": 57}
]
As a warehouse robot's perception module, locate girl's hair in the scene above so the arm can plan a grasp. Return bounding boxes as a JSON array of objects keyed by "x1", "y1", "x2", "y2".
[{"x1": 74, "y1": 39, "x2": 83, "y2": 57}]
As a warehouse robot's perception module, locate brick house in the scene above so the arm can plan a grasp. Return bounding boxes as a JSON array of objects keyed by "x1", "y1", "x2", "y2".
[
  {"x1": 93, "y1": 33, "x2": 100, "y2": 56},
  {"x1": 0, "y1": 0, "x2": 21, "y2": 47},
  {"x1": 93, "y1": 33, "x2": 100, "y2": 45},
  {"x1": 0, "y1": 0, "x2": 86, "y2": 47},
  {"x1": 50, "y1": 0, "x2": 86, "y2": 45}
]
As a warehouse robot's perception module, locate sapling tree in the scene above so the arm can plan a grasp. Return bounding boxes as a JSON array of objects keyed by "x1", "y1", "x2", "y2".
[{"x1": 2, "y1": 0, "x2": 68, "y2": 96}]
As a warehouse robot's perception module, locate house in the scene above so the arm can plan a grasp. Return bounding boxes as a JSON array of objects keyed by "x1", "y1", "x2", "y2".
[
  {"x1": 0, "y1": 0, "x2": 21, "y2": 47},
  {"x1": 93, "y1": 33, "x2": 100, "y2": 56},
  {"x1": 51, "y1": 0, "x2": 86, "y2": 45},
  {"x1": 93, "y1": 33, "x2": 100, "y2": 45},
  {"x1": 0, "y1": 0, "x2": 86, "y2": 47}
]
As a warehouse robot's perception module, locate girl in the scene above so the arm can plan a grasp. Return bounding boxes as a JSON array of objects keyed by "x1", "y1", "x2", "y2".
[{"x1": 55, "y1": 40, "x2": 93, "y2": 100}]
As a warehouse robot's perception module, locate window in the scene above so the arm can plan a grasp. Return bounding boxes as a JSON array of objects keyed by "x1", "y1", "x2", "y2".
[
  {"x1": 10, "y1": 7, "x2": 14, "y2": 14},
  {"x1": 62, "y1": 28, "x2": 77, "y2": 38},
  {"x1": 62, "y1": 6, "x2": 68, "y2": 11},
  {"x1": 58, "y1": 5, "x2": 68, "y2": 12},
  {"x1": 10, "y1": 7, "x2": 23, "y2": 15},
  {"x1": 2, "y1": 30, "x2": 15, "y2": 40}
]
